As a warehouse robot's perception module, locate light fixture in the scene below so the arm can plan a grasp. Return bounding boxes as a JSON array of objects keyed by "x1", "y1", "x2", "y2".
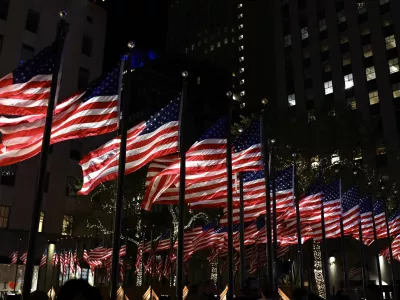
[{"x1": 329, "y1": 256, "x2": 336, "y2": 265}]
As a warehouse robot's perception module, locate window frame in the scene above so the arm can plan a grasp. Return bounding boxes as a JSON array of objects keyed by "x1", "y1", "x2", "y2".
[{"x1": 0, "y1": 205, "x2": 10, "y2": 229}]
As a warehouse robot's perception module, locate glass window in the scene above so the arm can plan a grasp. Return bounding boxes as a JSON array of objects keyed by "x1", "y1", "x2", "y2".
[
  {"x1": 323, "y1": 60, "x2": 331, "y2": 72},
  {"x1": 369, "y1": 90, "x2": 379, "y2": 105},
  {"x1": 308, "y1": 110, "x2": 316, "y2": 123},
  {"x1": 389, "y1": 58, "x2": 399, "y2": 74},
  {"x1": 360, "y1": 23, "x2": 370, "y2": 36},
  {"x1": 357, "y1": 1, "x2": 366, "y2": 14},
  {"x1": 238, "y1": 24, "x2": 243, "y2": 29},
  {"x1": 239, "y1": 45, "x2": 243, "y2": 51},
  {"x1": 393, "y1": 83, "x2": 400, "y2": 98},
  {"x1": 380, "y1": 0, "x2": 389, "y2": 4},
  {"x1": 224, "y1": 38, "x2": 228, "y2": 44},
  {"x1": 382, "y1": 12, "x2": 392, "y2": 27},
  {"x1": 20, "y1": 44, "x2": 34, "y2": 65},
  {"x1": 284, "y1": 35, "x2": 291, "y2": 47},
  {"x1": 25, "y1": 9, "x2": 40, "y2": 33},
  {"x1": 66, "y1": 176, "x2": 78, "y2": 197},
  {"x1": 44, "y1": 172, "x2": 50, "y2": 193},
  {"x1": 210, "y1": 45, "x2": 215, "y2": 51},
  {"x1": 288, "y1": 94, "x2": 296, "y2": 106},
  {"x1": 366, "y1": 66, "x2": 376, "y2": 81},
  {"x1": 238, "y1": 13, "x2": 243, "y2": 19},
  {"x1": 301, "y1": 27, "x2": 309, "y2": 40},
  {"x1": 1, "y1": 165, "x2": 17, "y2": 186},
  {"x1": 81, "y1": 35, "x2": 92, "y2": 56},
  {"x1": 320, "y1": 39, "x2": 329, "y2": 52},
  {"x1": 217, "y1": 42, "x2": 221, "y2": 48},
  {"x1": 324, "y1": 81, "x2": 333, "y2": 95},
  {"x1": 340, "y1": 32, "x2": 349, "y2": 44},
  {"x1": 363, "y1": 44, "x2": 373, "y2": 58},
  {"x1": 61, "y1": 215, "x2": 74, "y2": 236},
  {"x1": 344, "y1": 74, "x2": 354, "y2": 89},
  {"x1": 78, "y1": 67, "x2": 89, "y2": 90},
  {"x1": 0, "y1": 205, "x2": 10, "y2": 228},
  {"x1": 239, "y1": 35, "x2": 243, "y2": 40},
  {"x1": 337, "y1": 11, "x2": 346, "y2": 24},
  {"x1": 240, "y1": 68, "x2": 244, "y2": 73},
  {"x1": 0, "y1": 0, "x2": 10, "y2": 20},
  {"x1": 319, "y1": 19, "x2": 327, "y2": 32},
  {"x1": 385, "y1": 35, "x2": 396, "y2": 50},
  {"x1": 239, "y1": 56, "x2": 244, "y2": 62},
  {"x1": 343, "y1": 53, "x2": 351, "y2": 66},
  {"x1": 38, "y1": 212, "x2": 45, "y2": 232},
  {"x1": 347, "y1": 97, "x2": 356, "y2": 110}
]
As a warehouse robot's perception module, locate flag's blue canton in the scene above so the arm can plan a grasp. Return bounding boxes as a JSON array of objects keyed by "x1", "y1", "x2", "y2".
[
  {"x1": 82, "y1": 66, "x2": 120, "y2": 101},
  {"x1": 323, "y1": 181, "x2": 340, "y2": 203},
  {"x1": 202, "y1": 221, "x2": 217, "y2": 232},
  {"x1": 359, "y1": 196, "x2": 373, "y2": 214},
  {"x1": 341, "y1": 187, "x2": 359, "y2": 212},
  {"x1": 389, "y1": 207, "x2": 400, "y2": 222},
  {"x1": 269, "y1": 167, "x2": 293, "y2": 191},
  {"x1": 256, "y1": 216, "x2": 266, "y2": 230},
  {"x1": 13, "y1": 44, "x2": 55, "y2": 84},
  {"x1": 214, "y1": 223, "x2": 241, "y2": 233},
  {"x1": 198, "y1": 118, "x2": 227, "y2": 141},
  {"x1": 373, "y1": 200, "x2": 385, "y2": 215},
  {"x1": 233, "y1": 119, "x2": 260, "y2": 153},
  {"x1": 140, "y1": 99, "x2": 180, "y2": 135},
  {"x1": 43, "y1": 249, "x2": 47, "y2": 255},
  {"x1": 243, "y1": 170, "x2": 264, "y2": 183},
  {"x1": 305, "y1": 177, "x2": 323, "y2": 196}
]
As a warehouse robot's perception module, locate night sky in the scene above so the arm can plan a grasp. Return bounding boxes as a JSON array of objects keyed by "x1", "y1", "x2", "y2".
[{"x1": 97, "y1": 0, "x2": 169, "y2": 71}]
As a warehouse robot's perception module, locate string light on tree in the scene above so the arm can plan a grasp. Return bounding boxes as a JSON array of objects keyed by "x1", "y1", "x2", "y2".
[
  {"x1": 211, "y1": 262, "x2": 218, "y2": 283},
  {"x1": 313, "y1": 241, "x2": 326, "y2": 299}
]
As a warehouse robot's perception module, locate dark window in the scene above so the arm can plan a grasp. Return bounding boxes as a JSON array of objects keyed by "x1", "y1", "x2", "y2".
[
  {"x1": 61, "y1": 215, "x2": 74, "y2": 236},
  {"x1": 66, "y1": 176, "x2": 78, "y2": 197},
  {"x1": 25, "y1": 9, "x2": 40, "y2": 33},
  {"x1": 20, "y1": 44, "x2": 34, "y2": 65},
  {"x1": 0, "y1": 0, "x2": 10, "y2": 20},
  {"x1": 0, "y1": 205, "x2": 10, "y2": 228},
  {"x1": 81, "y1": 35, "x2": 92, "y2": 56},
  {"x1": 1, "y1": 165, "x2": 16, "y2": 186},
  {"x1": 44, "y1": 172, "x2": 50, "y2": 193},
  {"x1": 86, "y1": 16, "x2": 93, "y2": 23},
  {"x1": 78, "y1": 67, "x2": 89, "y2": 89},
  {"x1": 376, "y1": 148, "x2": 388, "y2": 167}
]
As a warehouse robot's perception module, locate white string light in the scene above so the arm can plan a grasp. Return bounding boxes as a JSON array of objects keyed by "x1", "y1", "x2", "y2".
[
  {"x1": 211, "y1": 262, "x2": 218, "y2": 282},
  {"x1": 313, "y1": 240, "x2": 326, "y2": 299}
]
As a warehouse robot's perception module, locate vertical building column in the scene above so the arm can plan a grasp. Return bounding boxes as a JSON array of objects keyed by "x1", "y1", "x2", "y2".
[
  {"x1": 344, "y1": 0, "x2": 376, "y2": 167},
  {"x1": 390, "y1": 0, "x2": 400, "y2": 66},
  {"x1": 367, "y1": 0, "x2": 400, "y2": 181}
]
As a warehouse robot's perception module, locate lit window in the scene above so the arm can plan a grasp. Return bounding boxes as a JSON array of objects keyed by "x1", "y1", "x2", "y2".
[
  {"x1": 210, "y1": 45, "x2": 215, "y2": 51},
  {"x1": 239, "y1": 56, "x2": 244, "y2": 62},
  {"x1": 344, "y1": 74, "x2": 354, "y2": 89},
  {"x1": 347, "y1": 97, "x2": 356, "y2": 110},
  {"x1": 382, "y1": 13, "x2": 392, "y2": 27},
  {"x1": 61, "y1": 215, "x2": 74, "y2": 236},
  {"x1": 0, "y1": 205, "x2": 10, "y2": 229},
  {"x1": 389, "y1": 58, "x2": 399, "y2": 74},
  {"x1": 308, "y1": 110, "x2": 316, "y2": 123},
  {"x1": 319, "y1": 19, "x2": 327, "y2": 31},
  {"x1": 331, "y1": 153, "x2": 340, "y2": 165},
  {"x1": 393, "y1": 83, "x2": 400, "y2": 98},
  {"x1": 324, "y1": 81, "x2": 333, "y2": 95},
  {"x1": 360, "y1": 23, "x2": 370, "y2": 36},
  {"x1": 301, "y1": 27, "x2": 309, "y2": 40},
  {"x1": 191, "y1": 44, "x2": 195, "y2": 50},
  {"x1": 358, "y1": 1, "x2": 367, "y2": 14},
  {"x1": 232, "y1": 37, "x2": 235, "y2": 43},
  {"x1": 337, "y1": 11, "x2": 346, "y2": 23},
  {"x1": 239, "y1": 45, "x2": 244, "y2": 51},
  {"x1": 38, "y1": 212, "x2": 45, "y2": 233},
  {"x1": 240, "y1": 79, "x2": 245, "y2": 85},
  {"x1": 320, "y1": 39, "x2": 329, "y2": 52},
  {"x1": 323, "y1": 60, "x2": 331, "y2": 72},
  {"x1": 380, "y1": 0, "x2": 389, "y2": 4},
  {"x1": 284, "y1": 35, "x2": 291, "y2": 47},
  {"x1": 363, "y1": 44, "x2": 373, "y2": 58},
  {"x1": 224, "y1": 38, "x2": 228, "y2": 44},
  {"x1": 340, "y1": 32, "x2": 349, "y2": 44},
  {"x1": 328, "y1": 109, "x2": 336, "y2": 117},
  {"x1": 240, "y1": 68, "x2": 244, "y2": 73},
  {"x1": 238, "y1": 3, "x2": 243, "y2": 8},
  {"x1": 238, "y1": 24, "x2": 243, "y2": 29},
  {"x1": 369, "y1": 91, "x2": 379, "y2": 105},
  {"x1": 239, "y1": 35, "x2": 244, "y2": 40},
  {"x1": 343, "y1": 53, "x2": 351, "y2": 66},
  {"x1": 385, "y1": 35, "x2": 396, "y2": 50},
  {"x1": 288, "y1": 94, "x2": 296, "y2": 106},
  {"x1": 217, "y1": 42, "x2": 221, "y2": 48},
  {"x1": 238, "y1": 14, "x2": 243, "y2": 19},
  {"x1": 240, "y1": 91, "x2": 246, "y2": 96},
  {"x1": 366, "y1": 66, "x2": 376, "y2": 81}
]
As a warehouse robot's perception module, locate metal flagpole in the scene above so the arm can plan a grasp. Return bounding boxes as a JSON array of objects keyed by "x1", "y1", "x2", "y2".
[
  {"x1": 260, "y1": 112, "x2": 273, "y2": 284},
  {"x1": 338, "y1": 179, "x2": 349, "y2": 288},
  {"x1": 22, "y1": 13, "x2": 68, "y2": 298},
  {"x1": 226, "y1": 91, "x2": 234, "y2": 300},
  {"x1": 293, "y1": 155, "x2": 304, "y2": 288},
  {"x1": 74, "y1": 239, "x2": 79, "y2": 278},
  {"x1": 270, "y1": 145, "x2": 278, "y2": 293},
  {"x1": 369, "y1": 195, "x2": 383, "y2": 298},
  {"x1": 320, "y1": 194, "x2": 330, "y2": 297},
  {"x1": 123, "y1": 229, "x2": 129, "y2": 300},
  {"x1": 43, "y1": 246, "x2": 50, "y2": 289},
  {"x1": 14, "y1": 238, "x2": 20, "y2": 293},
  {"x1": 150, "y1": 226, "x2": 154, "y2": 300},
  {"x1": 239, "y1": 173, "x2": 246, "y2": 291},
  {"x1": 358, "y1": 220, "x2": 366, "y2": 292},
  {"x1": 140, "y1": 232, "x2": 145, "y2": 298},
  {"x1": 177, "y1": 71, "x2": 189, "y2": 300},
  {"x1": 49, "y1": 248, "x2": 56, "y2": 300},
  {"x1": 383, "y1": 199, "x2": 397, "y2": 300},
  {"x1": 110, "y1": 42, "x2": 134, "y2": 300},
  {"x1": 169, "y1": 225, "x2": 174, "y2": 287}
]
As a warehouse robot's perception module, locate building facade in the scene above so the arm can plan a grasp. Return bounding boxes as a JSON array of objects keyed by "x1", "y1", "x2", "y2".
[{"x1": 0, "y1": 0, "x2": 108, "y2": 265}]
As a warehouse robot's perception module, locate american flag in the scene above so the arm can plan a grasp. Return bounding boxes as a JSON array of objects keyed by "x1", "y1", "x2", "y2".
[
  {"x1": 248, "y1": 244, "x2": 267, "y2": 274},
  {"x1": 135, "y1": 244, "x2": 143, "y2": 274},
  {"x1": 174, "y1": 227, "x2": 203, "y2": 261},
  {"x1": 40, "y1": 249, "x2": 47, "y2": 267},
  {"x1": 386, "y1": 207, "x2": 400, "y2": 237},
  {"x1": 193, "y1": 222, "x2": 219, "y2": 252},
  {"x1": 219, "y1": 167, "x2": 294, "y2": 225},
  {"x1": 233, "y1": 221, "x2": 260, "y2": 250},
  {"x1": 0, "y1": 66, "x2": 120, "y2": 167},
  {"x1": 79, "y1": 99, "x2": 180, "y2": 195},
  {"x1": 9, "y1": 250, "x2": 18, "y2": 265},
  {"x1": 341, "y1": 186, "x2": 360, "y2": 235},
  {"x1": 373, "y1": 200, "x2": 387, "y2": 237},
  {"x1": 353, "y1": 196, "x2": 375, "y2": 245},
  {"x1": 381, "y1": 235, "x2": 400, "y2": 262},
  {"x1": 0, "y1": 44, "x2": 56, "y2": 116},
  {"x1": 155, "y1": 231, "x2": 171, "y2": 252},
  {"x1": 348, "y1": 263, "x2": 363, "y2": 278},
  {"x1": 277, "y1": 244, "x2": 289, "y2": 258},
  {"x1": 51, "y1": 251, "x2": 58, "y2": 266},
  {"x1": 20, "y1": 252, "x2": 27, "y2": 265}
]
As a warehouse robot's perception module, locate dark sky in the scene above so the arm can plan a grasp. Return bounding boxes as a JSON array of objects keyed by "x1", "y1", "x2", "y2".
[{"x1": 97, "y1": 0, "x2": 168, "y2": 71}]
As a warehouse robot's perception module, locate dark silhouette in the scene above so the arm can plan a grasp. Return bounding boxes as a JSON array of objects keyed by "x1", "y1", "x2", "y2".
[
  {"x1": 235, "y1": 277, "x2": 260, "y2": 300},
  {"x1": 292, "y1": 288, "x2": 308, "y2": 300},
  {"x1": 260, "y1": 284, "x2": 275, "y2": 300},
  {"x1": 57, "y1": 280, "x2": 102, "y2": 300},
  {"x1": 29, "y1": 291, "x2": 48, "y2": 300}
]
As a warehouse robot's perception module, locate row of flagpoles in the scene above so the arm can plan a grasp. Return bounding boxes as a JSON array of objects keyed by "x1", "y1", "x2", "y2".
[{"x1": 1, "y1": 10, "x2": 400, "y2": 300}]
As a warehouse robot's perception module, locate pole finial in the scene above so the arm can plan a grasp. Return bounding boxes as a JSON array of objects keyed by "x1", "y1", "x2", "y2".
[
  {"x1": 59, "y1": 9, "x2": 67, "y2": 18},
  {"x1": 181, "y1": 71, "x2": 189, "y2": 78},
  {"x1": 127, "y1": 41, "x2": 135, "y2": 49}
]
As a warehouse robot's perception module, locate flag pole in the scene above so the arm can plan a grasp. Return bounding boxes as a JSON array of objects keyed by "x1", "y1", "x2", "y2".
[
  {"x1": 319, "y1": 187, "x2": 330, "y2": 296},
  {"x1": 22, "y1": 13, "x2": 68, "y2": 298},
  {"x1": 270, "y1": 144, "x2": 278, "y2": 292},
  {"x1": 150, "y1": 226, "x2": 154, "y2": 300},
  {"x1": 369, "y1": 194, "x2": 383, "y2": 297},
  {"x1": 260, "y1": 110, "x2": 273, "y2": 285},
  {"x1": 110, "y1": 41, "x2": 135, "y2": 300},
  {"x1": 383, "y1": 198, "x2": 397, "y2": 300},
  {"x1": 226, "y1": 91, "x2": 234, "y2": 300},
  {"x1": 239, "y1": 173, "x2": 246, "y2": 291},
  {"x1": 140, "y1": 232, "x2": 145, "y2": 298},
  {"x1": 177, "y1": 71, "x2": 189, "y2": 300},
  {"x1": 14, "y1": 238, "x2": 21, "y2": 293},
  {"x1": 338, "y1": 178, "x2": 349, "y2": 288},
  {"x1": 293, "y1": 154, "x2": 304, "y2": 288},
  {"x1": 43, "y1": 246, "x2": 49, "y2": 289}
]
